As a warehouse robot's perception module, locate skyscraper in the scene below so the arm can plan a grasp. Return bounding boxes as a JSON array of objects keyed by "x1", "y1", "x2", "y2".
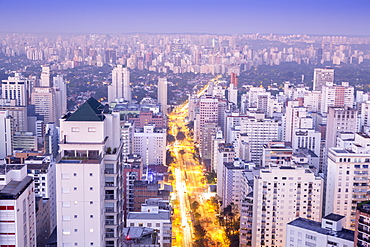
[
  {"x1": 325, "y1": 133, "x2": 370, "y2": 229},
  {"x1": 1, "y1": 72, "x2": 28, "y2": 106},
  {"x1": 40, "y1": 66, "x2": 50, "y2": 87},
  {"x1": 56, "y1": 97, "x2": 124, "y2": 247},
  {"x1": 53, "y1": 75, "x2": 67, "y2": 124},
  {"x1": 157, "y1": 77, "x2": 168, "y2": 114},
  {"x1": 108, "y1": 65, "x2": 131, "y2": 102}
]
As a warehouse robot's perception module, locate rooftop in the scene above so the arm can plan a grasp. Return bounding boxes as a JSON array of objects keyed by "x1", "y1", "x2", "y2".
[
  {"x1": 323, "y1": 213, "x2": 345, "y2": 222},
  {"x1": 127, "y1": 211, "x2": 170, "y2": 220},
  {"x1": 64, "y1": 97, "x2": 106, "y2": 122},
  {"x1": 0, "y1": 176, "x2": 33, "y2": 200},
  {"x1": 288, "y1": 218, "x2": 354, "y2": 242},
  {"x1": 0, "y1": 164, "x2": 25, "y2": 174}
]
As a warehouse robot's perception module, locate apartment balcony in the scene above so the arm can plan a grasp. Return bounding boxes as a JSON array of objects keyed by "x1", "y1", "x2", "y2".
[
  {"x1": 105, "y1": 194, "x2": 116, "y2": 200},
  {"x1": 105, "y1": 233, "x2": 116, "y2": 238},
  {"x1": 105, "y1": 182, "x2": 117, "y2": 187},
  {"x1": 58, "y1": 154, "x2": 102, "y2": 164},
  {"x1": 105, "y1": 207, "x2": 116, "y2": 213},
  {"x1": 105, "y1": 220, "x2": 116, "y2": 225}
]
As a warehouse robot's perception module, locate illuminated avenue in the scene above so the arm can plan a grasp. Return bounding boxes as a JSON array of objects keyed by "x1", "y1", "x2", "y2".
[{"x1": 168, "y1": 79, "x2": 229, "y2": 247}]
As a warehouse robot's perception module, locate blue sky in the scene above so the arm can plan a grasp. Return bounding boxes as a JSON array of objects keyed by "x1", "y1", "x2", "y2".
[{"x1": 0, "y1": 0, "x2": 369, "y2": 35}]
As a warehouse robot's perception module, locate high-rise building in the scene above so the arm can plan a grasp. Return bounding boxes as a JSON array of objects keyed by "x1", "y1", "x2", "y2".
[
  {"x1": 56, "y1": 97, "x2": 124, "y2": 247},
  {"x1": 53, "y1": 75, "x2": 67, "y2": 124},
  {"x1": 0, "y1": 110, "x2": 13, "y2": 158},
  {"x1": 216, "y1": 143, "x2": 236, "y2": 201},
  {"x1": 40, "y1": 66, "x2": 51, "y2": 87},
  {"x1": 108, "y1": 65, "x2": 131, "y2": 103},
  {"x1": 133, "y1": 124, "x2": 166, "y2": 168},
  {"x1": 31, "y1": 87, "x2": 56, "y2": 124},
  {"x1": 325, "y1": 132, "x2": 370, "y2": 229},
  {"x1": 354, "y1": 201, "x2": 370, "y2": 247},
  {"x1": 320, "y1": 81, "x2": 354, "y2": 114},
  {"x1": 1, "y1": 72, "x2": 28, "y2": 106},
  {"x1": 240, "y1": 165, "x2": 323, "y2": 247},
  {"x1": 127, "y1": 198, "x2": 172, "y2": 247},
  {"x1": 157, "y1": 77, "x2": 168, "y2": 114},
  {"x1": 313, "y1": 68, "x2": 334, "y2": 91},
  {"x1": 225, "y1": 113, "x2": 279, "y2": 165},
  {"x1": 0, "y1": 102, "x2": 28, "y2": 132},
  {"x1": 0, "y1": 164, "x2": 36, "y2": 247},
  {"x1": 286, "y1": 214, "x2": 354, "y2": 247}
]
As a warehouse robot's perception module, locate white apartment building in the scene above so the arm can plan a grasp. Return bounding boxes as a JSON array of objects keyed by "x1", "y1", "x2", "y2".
[
  {"x1": 0, "y1": 102, "x2": 28, "y2": 132},
  {"x1": 40, "y1": 66, "x2": 50, "y2": 87},
  {"x1": 56, "y1": 97, "x2": 124, "y2": 247},
  {"x1": 303, "y1": 91, "x2": 321, "y2": 113},
  {"x1": 241, "y1": 165, "x2": 323, "y2": 247},
  {"x1": 194, "y1": 96, "x2": 219, "y2": 144},
  {"x1": 31, "y1": 87, "x2": 56, "y2": 123},
  {"x1": 320, "y1": 82, "x2": 354, "y2": 115},
  {"x1": 221, "y1": 159, "x2": 254, "y2": 209},
  {"x1": 286, "y1": 214, "x2": 354, "y2": 247},
  {"x1": 216, "y1": 143, "x2": 236, "y2": 200},
  {"x1": 226, "y1": 113, "x2": 279, "y2": 165},
  {"x1": 292, "y1": 129, "x2": 321, "y2": 157},
  {"x1": 108, "y1": 65, "x2": 131, "y2": 103},
  {"x1": 325, "y1": 132, "x2": 370, "y2": 229},
  {"x1": 126, "y1": 199, "x2": 172, "y2": 247},
  {"x1": 52, "y1": 75, "x2": 67, "y2": 125},
  {"x1": 1, "y1": 72, "x2": 28, "y2": 106},
  {"x1": 120, "y1": 121, "x2": 134, "y2": 158},
  {"x1": 133, "y1": 124, "x2": 166, "y2": 167},
  {"x1": 0, "y1": 164, "x2": 36, "y2": 247},
  {"x1": 313, "y1": 68, "x2": 334, "y2": 91},
  {"x1": 325, "y1": 107, "x2": 358, "y2": 154},
  {"x1": 0, "y1": 110, "x2": 13, "y2": 159},
  {"x1": 157, "y1": 77, "x2": 168, "y2": 114}
]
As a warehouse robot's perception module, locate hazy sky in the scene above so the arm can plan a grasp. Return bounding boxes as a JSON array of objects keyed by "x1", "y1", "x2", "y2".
[{"x1": 1, "y1": 0, "x2": 369, "y2": 35}]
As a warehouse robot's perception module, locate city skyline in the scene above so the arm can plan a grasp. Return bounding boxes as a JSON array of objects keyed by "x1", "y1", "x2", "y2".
[{"x1": 1, "y1": 0, "x2": 370, "y2": 35}]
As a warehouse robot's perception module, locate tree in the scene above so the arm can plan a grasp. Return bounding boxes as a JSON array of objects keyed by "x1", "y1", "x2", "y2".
[
  {"x1": 176, "y1": 131, "x2": 186, "y2": 141},
  {"x1": 167, "y1": 134, "x2": 175, "y2": 144}
]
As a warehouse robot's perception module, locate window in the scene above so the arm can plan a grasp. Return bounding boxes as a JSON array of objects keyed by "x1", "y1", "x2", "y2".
[
  {"x1": 71, "y1": 127, "x2": 80, "y2": 132},
  {"x1": 62, "y1": 187, "x2": 70, "y2": 194},
  {"x1": 327, "y1": 241, "x2": 338, "y2": 246},
  {"x1": 306, "y1": 234, "x2": 316, "y2": 241},
  {"x1": 88, "y1": 127, "x2": 96, "y2": 132},
  {"x1": 62, "y1": 202, "x2": 71, "y2": 208},
  {"x1": 63, "y1": 215, "x2": 71, "y2": 221},
  {"x1": 90, "y1": 187, "x2": 93, "y2": 191},
  {"x1": 90, "y1": 201, "x2": 93, "y2": 205},
  {"x1": 89, "y1": 173, "x2": 93, "y2": 176},
  {"x1": 63, "y1": 229, "x2": 71, "y2": 235},
  {"x1": 305, "y1": 242, "x2": 316, "y2": 247},
  {"x1": 90, "y1": 215, "x2": 93, "y2": 218},
  {"x1": 74, "y1": 229, "x2": 78, "y2": 232},
  {"x1": 74, "y1": 187, "x2": 77, "y2": 191},
  {"x1": 74, "y1": 215, "x2": 78, "y2": 218},
  {"x1": 73, "y1": 173, "x2": 77, "y2": 176}
]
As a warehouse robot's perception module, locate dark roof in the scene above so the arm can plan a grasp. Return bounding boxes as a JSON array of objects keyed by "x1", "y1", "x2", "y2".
[
  {"x1": 0, "y1": 176, "x2": 33, "y2": 199},
  {"x1": 65, "y1": 97, "x2": 105, "y2": 121},
  {"x1": 288, "y1": 218, "x2": 354, "y2": 242},
  {"x1": 323, "y1": 213, "x2": 345, "y2": 222}
]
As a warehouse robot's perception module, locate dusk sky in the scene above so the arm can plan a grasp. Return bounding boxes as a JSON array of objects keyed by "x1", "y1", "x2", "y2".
[{"x1": 1, "y1": 0, "x2": 369, "y2": 35}]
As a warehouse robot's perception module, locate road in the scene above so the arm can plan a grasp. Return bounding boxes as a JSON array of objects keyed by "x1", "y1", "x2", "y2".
[{"x1": 169, "y1": 77, "x2": 229, "y2": 246}]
